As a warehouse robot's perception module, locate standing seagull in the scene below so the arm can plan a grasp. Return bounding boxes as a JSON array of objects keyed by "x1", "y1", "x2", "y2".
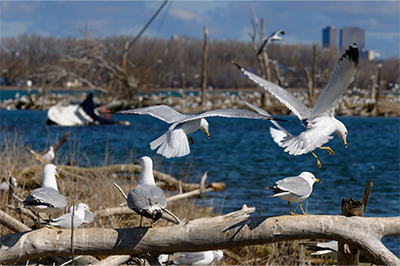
[
  {"x1": 24, "y1": 164, "x2": 67, "y2": 224},
  {"x1": 234, "y1": 44, "x2": 359, "y2": 167},
  {"x1": 265, "y1": 171, "x2": 321, "y2": 215},
  {"x1": 257, "y1": 29, "x2": 285, "y2": 55},
  {"x1": 127, "y1": 156, "x2": 167, "y2": 226},
  {"x1": 117, "y1": 106, "x2": 284, "y2": 159},
  {"x1": 50, "y1": 203, "x2": 92, "y2": 228}
]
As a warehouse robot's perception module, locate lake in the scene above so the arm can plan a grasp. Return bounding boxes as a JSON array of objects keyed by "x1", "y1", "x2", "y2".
[{"x1": 1, "y1": 108, "x2": 399, "y2": 256}]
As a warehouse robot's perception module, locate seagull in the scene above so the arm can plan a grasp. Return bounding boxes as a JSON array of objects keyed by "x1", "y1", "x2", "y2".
[
  {"x1": 257, "y1": 29, "x2": 285, "y2": 55},
  {"x1": 265, "y1": 171, "x2": 321, "y2": 215},
  {"x1": 68, "y1": 204, "x2": 94, "y2": 224},
  {"x1": 50, "y1": 203, "x2": 92, "y2": 228},
  {"x1": 301, "y1": 241, "x2": 338, "y2": 260},
  {"x1": 41, "y1": 146, "x2": 55, "y2": 162},
  {"x1": 173, "y1": 250, "x2": 224, "y2": 265},
  {"x1": 117, "y1": 105, "x2": 285, "y2": 159},
  {"x1": 234, "y1": 44, "x2": 359, "y2": 167},
  {"x1": 127, "y1": 156, "x2": 167, "y2": 226},
  {"x1": 24, "y1": 164, "x2": 67, "y2": 223}
]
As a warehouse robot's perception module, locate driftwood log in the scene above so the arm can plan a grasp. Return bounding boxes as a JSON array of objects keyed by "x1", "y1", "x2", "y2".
[{"x1": 1, "y1": 204, "x2": 399, "y2": 265}]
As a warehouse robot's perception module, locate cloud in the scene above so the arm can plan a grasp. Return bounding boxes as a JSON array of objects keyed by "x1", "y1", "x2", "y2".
[{"x1": 169, "y1": 8, "x2": 207, "y2": 24}]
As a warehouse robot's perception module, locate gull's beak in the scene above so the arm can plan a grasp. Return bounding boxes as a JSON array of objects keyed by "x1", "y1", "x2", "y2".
[
  {"x1": 56, "y1": 173, "x2": 60, "y2": 179},
  {"x1": 134, "y1": 161, "x2": 139, "y2": 165},
  {"x1": 315, "y1": 178, "x2": 322, "y2": 183},
  {"x1": 206, "y1": 131, "x2": 210, "y2": 139},
  {"x1": 343, "y1": 137, "x2": 348, "y2": 148}
]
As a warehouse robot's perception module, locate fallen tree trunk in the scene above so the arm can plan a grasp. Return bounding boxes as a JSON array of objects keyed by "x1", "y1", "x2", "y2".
[{"x1": 1, "y1": 209, "x2": 398, "y2": 265}]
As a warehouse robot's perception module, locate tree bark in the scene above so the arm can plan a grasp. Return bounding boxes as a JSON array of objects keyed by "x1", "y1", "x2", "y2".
[
  {"x1": 1, "y1": 212, "x2": 399, "y2": 265},
  {"x1": 201, "y1": 26, "x2": 208, "y2": 104}
]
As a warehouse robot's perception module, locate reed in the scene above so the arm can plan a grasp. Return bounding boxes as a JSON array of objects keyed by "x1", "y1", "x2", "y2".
[{"x1": 0, "y1": 131, "x2": 335, "y2": 265}]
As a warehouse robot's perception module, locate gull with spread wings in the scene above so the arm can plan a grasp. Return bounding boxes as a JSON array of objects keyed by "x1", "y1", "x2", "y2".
[
  {"x1": 118, "y1": 106, "x2": 285, "y2": 159},
  {"x1": 234, "y1": 44, "x2": 359, "y2": 167}
]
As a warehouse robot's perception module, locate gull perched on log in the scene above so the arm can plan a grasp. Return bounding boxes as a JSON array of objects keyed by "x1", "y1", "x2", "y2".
[
  {"x1": 50, "y1": 203, "x2": 92, "y2": 228},
  {"x1": 265, "y1": 171, "x2": 321, "y2": 215},
  {"x1": 23, "y1": 164, "x2": 67, "y2": 223},
  {"x1": 127, "y1": 156, "x2": 167, "y2": 226},
  {"x1": 301, "y1": 240, "x2": 338, "y2": 260},
  {"x1": 234, "y1": 44, "x2": 359, "y2": 167},
  {"x1": 257, "y1": 29, "x2": 285, "y2": 55},
  {"x1": 117, "y1": 105, "x2": 285, "y2": 159}
]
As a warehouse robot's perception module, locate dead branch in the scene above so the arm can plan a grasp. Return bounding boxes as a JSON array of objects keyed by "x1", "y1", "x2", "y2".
[{"x1": 1, "y1": 212, "x2": 398, "y2": 265}]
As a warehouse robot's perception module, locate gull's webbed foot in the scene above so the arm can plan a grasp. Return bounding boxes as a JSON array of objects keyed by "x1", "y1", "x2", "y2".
[
  {"x1": 299, "y1": 203, "x2": 309, "y2": 215},
  {"x1": 319, "y1": 146, "x2": 335, "y2": 155},
  {"x1": 188, "y1": 136, "x2": 194, "y2": 145},
  {"x1": 310, "y1": 151, "x2": 322, "y2": 168}
]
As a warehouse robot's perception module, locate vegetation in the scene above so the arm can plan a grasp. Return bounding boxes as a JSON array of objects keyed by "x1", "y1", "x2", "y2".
[{"x1": 1, "y1": 33, "x2": 399, "y2": 100}]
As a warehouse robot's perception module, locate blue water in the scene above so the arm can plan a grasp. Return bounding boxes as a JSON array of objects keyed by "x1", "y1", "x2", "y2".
[{"x1": 1, "y1": 109, "x2": 399, "y2": 256}]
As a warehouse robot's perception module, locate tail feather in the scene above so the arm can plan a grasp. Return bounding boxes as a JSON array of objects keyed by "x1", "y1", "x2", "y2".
[
  {"x1": 150, "y1": 129, "x2": 190, "y2": 158},
  {"x1": 269, "y1": 127, "x2": 288, "y2": 148}
]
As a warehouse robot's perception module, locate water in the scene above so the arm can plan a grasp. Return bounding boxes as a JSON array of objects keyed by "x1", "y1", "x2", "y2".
[{"x1": 1, "y1": 109, "x2": 399, "y2": 256}]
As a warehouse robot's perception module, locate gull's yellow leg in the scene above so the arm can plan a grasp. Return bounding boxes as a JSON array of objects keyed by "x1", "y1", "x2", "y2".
[
  {"x1": 319, "y1": 146, "x2": 335, "y2": 155},
  {"x1": 299, "y1": 202, "x2": 309, "y2": 215},
  {"x1": 288, "y1": 202, "x2": 297, "y2": 216},
  {"x1": 188, "y1": 136, "x2": 194, "y2": 145},
  {"x1": 310, "y1": 151, "x2": 322, "y2": 168}
]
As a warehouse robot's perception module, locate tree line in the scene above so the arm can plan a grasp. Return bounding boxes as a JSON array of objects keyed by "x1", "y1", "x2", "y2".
[{"x1": 1, "y1": 33, "x2": 398, "y2": 99}]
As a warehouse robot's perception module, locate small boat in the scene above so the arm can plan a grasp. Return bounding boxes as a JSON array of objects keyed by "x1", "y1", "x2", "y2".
[{"x1": 47, "y1": 93, "x2": 129, "y2": 126}]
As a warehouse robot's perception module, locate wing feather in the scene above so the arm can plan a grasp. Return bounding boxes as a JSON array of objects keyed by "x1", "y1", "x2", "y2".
[{"x1": 117, "y1": 105, "x2": 188, "y2": 124}]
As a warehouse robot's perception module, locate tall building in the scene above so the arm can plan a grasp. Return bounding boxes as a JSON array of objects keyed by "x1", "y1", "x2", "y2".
[
  {"x1": 340, "y1": 27, "x2": 365, "y2": 50},
  {"x1": 322, "y1": 26, "x2": 338, "y2": 49}
]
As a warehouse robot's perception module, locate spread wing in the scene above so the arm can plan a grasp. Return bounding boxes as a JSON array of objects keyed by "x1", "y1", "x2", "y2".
[
  {"x1": 233, "y1": 61, "x2": 311, "y2": 124},
  {"x1": 178, "y1": 107, "x2": 285, "y2": 124},
  {"x1": 309, "y1": 44, "x2": 359, "y2": 120},
  {"x1": 117, "y1": 105, "x2": 189, "y2": 124}
]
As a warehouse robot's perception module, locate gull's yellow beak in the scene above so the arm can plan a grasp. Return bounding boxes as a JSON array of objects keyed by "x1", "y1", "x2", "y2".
[
  {"x1": 56, "y1": 173, "x2": 60, "y2": 179},
  {"x1": 206, "y1": 131, "x2": 210, "y2": 139},
  {"x1": 315, "y1": 178, "x2": 322, "y2": 183},
  {"x1": 343, "y1": 137, "x2": 348, "y2": 148},
  {"x1": 134, "y1": 161, "x2": 139, "y2": 165}
]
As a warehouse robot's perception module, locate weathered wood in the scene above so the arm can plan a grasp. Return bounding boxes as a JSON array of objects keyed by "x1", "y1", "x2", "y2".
[
  {"x1": 201, "y1": 26, "x2": 208, "y2": 104},
  {"x1": 338, "y1": 179, "x2": 374, "y2": 265},
  {"x1": 0, "y1": 209, "x2": 31, "y2": 233},
  {"x1": 1, "y1": 213, "x2": 399, "y2": 265}
]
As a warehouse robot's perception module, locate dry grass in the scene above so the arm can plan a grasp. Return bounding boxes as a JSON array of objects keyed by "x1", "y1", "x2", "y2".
[{"x1": 0, "y1": 132, "x2": 336, "y2": 265}]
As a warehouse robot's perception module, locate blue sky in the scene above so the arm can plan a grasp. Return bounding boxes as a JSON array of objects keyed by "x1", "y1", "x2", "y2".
[{"x1": 1, "y1": 1, "x2": 399, "y2": 58}]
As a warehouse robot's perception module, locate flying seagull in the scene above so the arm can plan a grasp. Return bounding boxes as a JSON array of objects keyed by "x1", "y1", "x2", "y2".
[
  {"x1": 257, "y1": 29, "x2": 285, "y2": 55},
  {"x1": 265, "y1": 171, "x2": 321, "y2": 215},
  {"x1": 301, "y1": 240, "x2": 338, "y2": 260},
  {"x1": 234, "y1": 44, "x2": 359, "y2": 167},
  {"x1": 117, "y1": 105, "x2": 285, "y2": 159},
  {"x1": 127, "y1": 156, "x2": 167, "y2": 226},
  {"x1": 24, "y1": 164, "x2": 67, "y2": 224}
]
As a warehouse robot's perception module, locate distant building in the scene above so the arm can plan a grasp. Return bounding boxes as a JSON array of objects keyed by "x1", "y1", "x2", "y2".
[
  {"x1": 360, "y1": 48, "x2": 375, "y2": 61},
  {"x1": 322, "y1": 26, "x2": 338, "y2": 49},
  {"x1": 340, "y1": 26, "x2": 365, "y2": 50}
]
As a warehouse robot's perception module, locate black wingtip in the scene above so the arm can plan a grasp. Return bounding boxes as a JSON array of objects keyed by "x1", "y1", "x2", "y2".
[
  {"x1": 231, "y1": 59, "x2": 242, "y2": 70},
  {"x1": 341, "y1": 43, "x2": 359, "y2": 66}
]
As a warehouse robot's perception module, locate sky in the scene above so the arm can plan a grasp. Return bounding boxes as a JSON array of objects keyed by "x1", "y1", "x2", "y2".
[{"x1": 1, "y1": 1, "x2": 399, "y2": 59}]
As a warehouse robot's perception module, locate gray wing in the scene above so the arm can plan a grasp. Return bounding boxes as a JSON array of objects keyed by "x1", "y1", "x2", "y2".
[
  {"x1": 83, "y1": 210, "x2": 94, "y2": 223},
  {"x1": 275, "y1": 176, "x2": 312, "y2": 197},
  {"x1": 242, "y1": 100, "x2": 290, "y2": 135},
  {"x1": 51, "y1": 213, "x2": 73, "y2": 228},
  {"x1": 233, "y1": 61, "x2": 311, "y2": 124},
  {"x1": 24, "y1": 187, "x2": 67, "y2": 209},
  {"x1": 257, "y1": 29, "x2": 284, "y2": 55},
  {"x1": 173, "y1": 252, "x2": 205, "y2": 265},
  {"x1": 178, "y1": 108, "x2": 283, "y2": 124},
  {"x1": 116, "y1": 105, "x2": 189, "y2": 124},
  {"x1": 127, "y1": 185, "x2": 167, "y2": 211},
  {"x1": 309, "y1": 44, "x2": 359, "y2": 120}
]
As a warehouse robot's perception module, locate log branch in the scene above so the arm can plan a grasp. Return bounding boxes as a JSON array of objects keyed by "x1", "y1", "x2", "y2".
[{"x1": 1, "y1": 213, "x2": 399, "y2": 265}]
